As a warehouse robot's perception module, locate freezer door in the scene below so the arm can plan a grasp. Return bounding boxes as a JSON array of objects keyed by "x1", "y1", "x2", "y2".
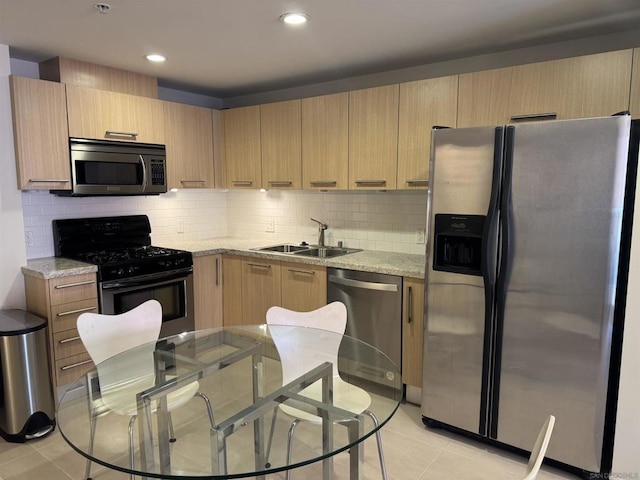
[
  {"x1": 422, "y1": 126, "x2": 501, "y2": 434},
  {"x1": 494, "y1": 116, "x2": 631, "y2": 472}
]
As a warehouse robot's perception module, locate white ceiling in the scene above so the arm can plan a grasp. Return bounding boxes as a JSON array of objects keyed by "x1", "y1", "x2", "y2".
[{"x1": 1, "y1": 0, "x2": 640, "y2": 98}]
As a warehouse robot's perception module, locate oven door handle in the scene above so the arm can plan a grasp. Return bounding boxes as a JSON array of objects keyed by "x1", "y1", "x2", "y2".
[
  {"x1": 139, "y1": 154, "x2": 148, "y2": 189},
  {"x1": 101, "y1": 268, "x2": 193, "y2": 290}
]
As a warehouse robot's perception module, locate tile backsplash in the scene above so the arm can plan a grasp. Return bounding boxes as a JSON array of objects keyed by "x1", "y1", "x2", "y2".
[{"x1": 22, "y1": 189, "x2": 428, "y2": 259}]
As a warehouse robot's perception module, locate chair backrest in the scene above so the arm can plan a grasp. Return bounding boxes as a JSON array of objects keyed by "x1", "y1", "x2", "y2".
[
  {"x1": 523, "y1": 415, "x2": 556, "y2": 480},
  {"x1": 266, "y1": 302, "x2": 347, "y2": 385},
  {"x1": 77, "y1": 299, "x2": 163, "y2": 393}
]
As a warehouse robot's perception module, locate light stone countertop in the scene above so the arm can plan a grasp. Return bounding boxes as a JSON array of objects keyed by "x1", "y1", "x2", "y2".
[{"x1": 22, "y1": 237, "x2": 426, "y2": 280}]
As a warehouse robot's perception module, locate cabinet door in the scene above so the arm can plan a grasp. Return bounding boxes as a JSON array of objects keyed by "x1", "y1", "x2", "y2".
[
  {"x1": 66, "y1": 84, "x2": 164, "y2": 143},
  {"x1": 193, "y1": 254, "x2": 223, "y2": 330},
  {"x1": 224, "y1": 106, "x2": 261, "y2": 189},
  {"x1": 398, "y1": 76, "x2": 457, "y2": 190},
  {"x1": 281, "y1": 261, "x2": 327, "y2": 312},
  {"x1": 349, "y1": 85, "x2": 399, "y2": 190},
  {"x1": 242, "y1": 259, "x2": 281, "y2": 325},
  {"x1": 222, "y1": 255, "x2": 244, "y2": 326},
  {"x1": 402, "y1": 277, "x2": 424, "y2": 388},
  {"x1": 458, "y1": 50, "x2": 633, "y2": 127},
  {"x1": 302, "y1": 93, "x2": 349, "y2": 190},
  {"x1": 164, "y1": 101, "x2": 214, "y2": 189},
  {"x1": 261, "y1": 100, "x2": 301, "y2": 189},
  {"x1": 212, "y1": 109, "x2": 226, "y2": 189},
  {"x1": 631, "y1": 48, "x2": 640, "y2": 119},
  {"x1": 10, "y1": 76, "x2": 71, "y2": 190}
]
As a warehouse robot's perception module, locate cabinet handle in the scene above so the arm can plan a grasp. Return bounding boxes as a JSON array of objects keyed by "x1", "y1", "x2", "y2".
[
  {"x1": 268, "y1": 181, "x2": 293, "y2": 186},
  {"x1": 509, "y1": 112, "x2": 557, "y2": 122},
  {"x1": 407, "y1": 286, "x2": 413, "y2": 323},
  {"x1": 310, "y1": 181, "x2": 337, "y2": 186},
  {"x1": 355, "y1": 180, "x2": 386, "y2": 186},
  {"x1": 287, "y1": 267, "x2": 315, "y2": 275},
  {"x1": 59, "y1": 336, "x2": 81, "y2": 344},
  {"x1": 105, "y1": 130, "x2": 138, "y2": 139},
  {"x1": 247, "y1": 262, "x2": 271, "y2": 269},
  {"x1": 61, "y1": 359, "x2": 93, "y2": 371},
  {"x1": 28, "y1": 179, "x2": 70, "y2": 183},
  {"x1": 406, "y1": 179, "x2": 429, "y2": 186},
  {"x1": 215, "y1": 257, "x2": 220, "y2": 286},
  {"x1": 231, "y1": 180, "x2": 253, "y2": 186},
  {"x1": 181, "y1": 180, "x2": 206, "y2": 184},
  {"x1": 54, "y1": 280, "x2": 95, "y2": 289},
  {"x1": 57, "y1": 306, "x2": 97, "y2": 317}
]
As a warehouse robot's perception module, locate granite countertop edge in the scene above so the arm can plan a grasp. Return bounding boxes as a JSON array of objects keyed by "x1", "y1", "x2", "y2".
[{"x1": 23, "y1": 238, "x2": 426, "y2": 280}]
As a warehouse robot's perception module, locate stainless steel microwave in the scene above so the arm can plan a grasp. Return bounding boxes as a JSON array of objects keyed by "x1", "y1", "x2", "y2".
[{"x1": 52, "y1": 138, "x2": 167, "y2": 196}]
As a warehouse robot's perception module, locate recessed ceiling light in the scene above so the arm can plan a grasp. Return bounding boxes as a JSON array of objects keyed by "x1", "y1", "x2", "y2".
[
  {"x1": 280, "y1": 12, "x2": 309, "y2": 25},
  {"x1": 146, "y1": 54, "x2": 166, "y2": 63},
  {"x1": 94, "y1": 3, "x2": 111, "y2": 14}
]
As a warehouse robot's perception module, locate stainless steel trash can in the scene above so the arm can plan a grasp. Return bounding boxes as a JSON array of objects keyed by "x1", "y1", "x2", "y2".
[{"x1": 0, "y1": 310, "x2": 55, "y2": 442}]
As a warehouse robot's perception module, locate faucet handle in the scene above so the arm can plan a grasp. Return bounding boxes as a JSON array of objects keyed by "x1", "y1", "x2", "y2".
[{"x1": 310, "y1": 217, "x2": 328, "y2": 230}]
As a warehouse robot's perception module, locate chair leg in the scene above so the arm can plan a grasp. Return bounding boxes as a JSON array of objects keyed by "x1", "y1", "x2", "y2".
[
  {"x1": 364, "y1": 410, "x2": 387, "y2": 480},
  {"x1": 195, "y1": 391, "x2": 216, "y2": 428},
  {"x1": 168, "y1": 411, "x2": 176, "y2": 443},
  {"x1": 128, "y1": 416, "x2": 137, "y2": 480},
  {"x1": 285, "y1": 419, "x2": 301, "y2": 480},
  {"x1": 264, "y1": 407, "x2": 279, "y2": 468},
  {"x1": 84, "y1": 412, "x2": 98, "y2": 480}
]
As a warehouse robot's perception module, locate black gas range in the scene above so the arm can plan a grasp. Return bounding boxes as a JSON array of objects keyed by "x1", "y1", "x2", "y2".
[{"x1": 53, "y1": 215, "x2": 194, "y2": 336}]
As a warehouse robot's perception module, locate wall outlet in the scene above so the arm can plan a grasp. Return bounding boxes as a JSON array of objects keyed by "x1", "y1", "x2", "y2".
[
  {"x1": 25, "y1": 230, "x2": 34, "y2": 247},
  {"x1": 415, "y1": 228, "x2": 426, "y2": 244},
  {"x1": 176, "y1": 220, "x2": 184, "y2": 234},
  {"x1": 266, "y1": 218, "x2": 275, "y2": 232}
]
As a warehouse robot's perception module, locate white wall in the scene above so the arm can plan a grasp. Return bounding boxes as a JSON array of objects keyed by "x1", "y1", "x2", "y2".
[{"x1": 0, "y1": 44, "x2": 27, "y2": 309}]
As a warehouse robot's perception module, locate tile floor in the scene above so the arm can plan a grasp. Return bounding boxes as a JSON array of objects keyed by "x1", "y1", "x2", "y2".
[{"x1": 0, "y1": 401, "x2": 577, "y2": 480}]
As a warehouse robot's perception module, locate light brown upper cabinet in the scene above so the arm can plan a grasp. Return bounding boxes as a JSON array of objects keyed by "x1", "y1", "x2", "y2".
[
  {"x1": 261, "y1": 100, "x2": 301, "y2": 189},
  {"x1": 301, "y1": 93, "x2": 349, "y2": 190},
  {"x1": 458, "y1": 49, "x2": 633, "y2": 127},
  {"x1": 10, "y1": 76, "x2": 71, "y2": 191},
  {"x1": 163, "y1": 101, "x2": 214, "y2": 189},
  {"x1": 212, "y1": 109, "x2": 226, "y2": 189},
  {"x1": 349, "y1": 85, "x2": 399, "y2": 190},
  {"x1": 397, "y1": 76, "x2": 458, "y2": 190},
  {"x1": 224, "y1": 105, "x2": 262, "y2": 189},
  {"x1": 630, "y1": 48, "x2": 640, "y2": 119},
  {"x1": 66, "y1": 84, "x2": 164, "y2": 143}
]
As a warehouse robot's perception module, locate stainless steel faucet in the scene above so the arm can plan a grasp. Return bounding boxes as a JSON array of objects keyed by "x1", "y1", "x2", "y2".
[{"x1": 310, "y1": 218, "x2": 328, "y2": 247}]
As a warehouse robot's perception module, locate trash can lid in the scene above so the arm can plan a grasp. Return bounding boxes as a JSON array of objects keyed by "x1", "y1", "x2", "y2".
[{"x1": 0, "y1": 310, "x2": 47, "y2": 336}]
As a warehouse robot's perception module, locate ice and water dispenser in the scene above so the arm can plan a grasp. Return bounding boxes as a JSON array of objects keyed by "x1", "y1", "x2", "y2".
[{"x1": 432, "y1": 214, "x2": 485, "y2": 276}]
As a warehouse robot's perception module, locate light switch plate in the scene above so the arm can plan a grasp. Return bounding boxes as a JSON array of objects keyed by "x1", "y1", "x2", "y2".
[
  {"x1": 415, "y1": 228, "x2": 426, "y2": 244},
  {"x1": 266, "y1": 219, "x2": 275, "y2": 232},
  {"x1": 176, "y1": 220, "x2": 184, "y2": 234}
]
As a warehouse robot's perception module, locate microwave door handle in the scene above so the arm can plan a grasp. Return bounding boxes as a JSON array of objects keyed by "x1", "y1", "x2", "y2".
[{"x1": 139, "y1": 155, "x2": 147, "y2": 189}]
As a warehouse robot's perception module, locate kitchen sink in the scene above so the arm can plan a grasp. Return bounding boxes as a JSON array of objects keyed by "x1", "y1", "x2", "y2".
[{"x1": 252, "y1": 243, "x2": 361, "y2": 258}]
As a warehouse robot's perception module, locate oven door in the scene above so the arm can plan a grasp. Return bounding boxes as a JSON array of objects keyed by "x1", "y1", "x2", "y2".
[{"x1": 99, "y1": 268, "x2": 194, "y2": 338}]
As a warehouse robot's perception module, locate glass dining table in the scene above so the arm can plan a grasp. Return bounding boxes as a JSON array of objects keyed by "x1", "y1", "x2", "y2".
[{"x1": 57, "y1": 325, "x2": 403, "y2": 479}]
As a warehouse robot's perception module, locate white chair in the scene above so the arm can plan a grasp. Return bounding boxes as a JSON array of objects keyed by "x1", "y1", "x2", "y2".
[
  {"x1": 264, "y1": 301, "x2": 388, "y2": 480},
  {"x1": 522, "y1": 415, "x2": 556, "y2": 480},
  {"x1": 77, "y1": 299, "x2": 215, "y2": 480}
]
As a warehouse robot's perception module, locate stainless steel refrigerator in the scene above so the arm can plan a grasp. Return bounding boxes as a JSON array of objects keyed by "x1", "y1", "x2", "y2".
[{"x1": 421, "y1": 115, "x2": 639, "y2": 476}]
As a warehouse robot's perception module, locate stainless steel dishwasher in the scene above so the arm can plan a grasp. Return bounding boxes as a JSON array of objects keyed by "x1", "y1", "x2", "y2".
[{"x1": 327, "y1": 268, "x2": 402, "y2": 384}]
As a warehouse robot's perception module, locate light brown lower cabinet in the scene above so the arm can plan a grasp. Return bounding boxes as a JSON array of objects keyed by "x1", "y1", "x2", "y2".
[
  {"x1": 242, "y1": 258, "x2": 282, "y2": 325},
  {"x1": 24, "y1": 272, "x2": 98, "y2": 393},
  {"x1": 281, "y1": 261, "x2": 327, "y2": 312},
  {"x1": 193, "y1": 254, "x2": 223, "y2": 330},
  {"x1": 402, "y1": 277, "x2": 424, "y2": 388}
]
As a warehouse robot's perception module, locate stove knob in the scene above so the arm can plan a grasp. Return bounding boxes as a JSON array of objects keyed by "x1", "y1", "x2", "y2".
[
  {"x1": 128, "y1": 266, "x2": 136, "y2": 274},
  {"x1": 117, "y1": 268, "x2": 124, "y2": 276}
]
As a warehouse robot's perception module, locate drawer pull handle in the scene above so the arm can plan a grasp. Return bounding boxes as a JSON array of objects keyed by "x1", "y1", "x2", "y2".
[
  {"x1": 406, "y1": 179, "x2": 429, "y2": 186},
  {"x1": 231, "y1": 180, "x2": 253, "y2": 186},
  {"x1": 268, "y1": 181, "x2": 293, "y2": 186},
  {"x1": 180, "y1": 180, "x2": 206, "y2": 184},
  {"x1": 215, "y1": 257, "x2": 220, "y2": 286},
  {"x1": 509, "y1": 112, "x2": 557, "y2": 122},
  {"x1": 61, "y1": 359, "x2": 93, "y2": 371},
  {"x1": 288, "y1": 268, "x2": 315, "y2": 275},
  {"x1": 54, "y1": 280, "x2": 95, "y2": 289},
  {"x1": 105, "y1": 130, "x2": 138, "y2": 139},
  {"x1": 310, "y1": 181, "x2": 337, "y2": 186},
  {"x1": 247, "y1": 263, "x2": 271, "y2": 269},
  {"x1": 28, "y1": 179, "x2": 70, "y2": 183},
  {"x1": 59, "y1": 336, "x2": 81, "y2": 344},
  {"x1": 57, "y1": 306, "x2": 97, "y2": 317},
  {"x1": 407, "y1": 286, "x2": 413, "y2": 323},
  {"x1": 355, "y1": 180, "x2": 386, "y2": 186}
]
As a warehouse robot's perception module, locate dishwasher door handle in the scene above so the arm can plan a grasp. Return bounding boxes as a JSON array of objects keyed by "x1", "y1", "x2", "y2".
[{"x1": 328, "y1": 274, "x2": 399, "y2": 292}]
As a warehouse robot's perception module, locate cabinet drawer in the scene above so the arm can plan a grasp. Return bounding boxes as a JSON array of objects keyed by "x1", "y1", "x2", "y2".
[
  {"x1": 48, "y1": 274, "x2": 97, "y2": 306},
  {"x1": 53, "y1": 328, "x2": 86, "y2": 359},
  {"x1": 55, "y1": 351, "x2": 93, "y2": 386},
  {"x1": 50, "y1": 298, "x2": 98, "y2": 332}
]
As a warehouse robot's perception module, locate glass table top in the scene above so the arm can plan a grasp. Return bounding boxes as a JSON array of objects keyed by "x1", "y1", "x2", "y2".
[{"x1": 57, "y1": 325, "x2": 403, "y2": 479}]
